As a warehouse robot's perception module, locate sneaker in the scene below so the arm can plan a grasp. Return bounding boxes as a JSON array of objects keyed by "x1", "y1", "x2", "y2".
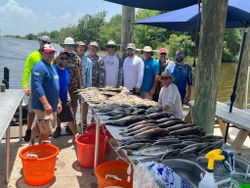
[
  {"x1": 65, "y1": 125, "x2": 73, "y2": 135},
  {"x1": 53, "y1": 127, "x2": 61, "y2": 138},
  {"x1": 24, "y1": 129, "x2": 31, "y2": 142}
]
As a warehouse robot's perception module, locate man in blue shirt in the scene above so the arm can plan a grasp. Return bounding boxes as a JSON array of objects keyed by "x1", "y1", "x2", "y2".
[
  {"x1": 140, "y1": 46, "x2": 160, "y2": 100},
  {"x1": 52, "y1": 51, "x2": 77, "y2": 138},
  {"x1": 31, "y1": 44, "x2": 62, "y2": 144},
  {"x1": 166, "y1": 50, "x2": 192, "y2": 104}
]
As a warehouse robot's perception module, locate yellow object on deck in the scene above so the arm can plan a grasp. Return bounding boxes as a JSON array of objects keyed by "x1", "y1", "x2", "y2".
[{"x1": 205, "y1": 149, "x2": 225, "y2": 171}]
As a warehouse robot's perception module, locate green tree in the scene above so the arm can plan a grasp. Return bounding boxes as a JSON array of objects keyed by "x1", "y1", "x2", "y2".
[
  {"x1": 134, "y1": 9, "x2": 173, "y2": 49},
  {"x1": 75, "y1": 11, "x2": 106, "y2": 45},
  {"x1": 167, "y1": 34, "x2": 195, "y2": 58},
  {"x1": 57, "y1": 25, "x2": 77, "y2": 44},
  {"x1": 99, "y1": 14, "x2": 121, "y2": 49},
  {"x1": 223, "y1": 28, "x2": 241, "y2": 61},
  {"x1": 25, "y1": 33, "x2": 37, "y2": 40}
]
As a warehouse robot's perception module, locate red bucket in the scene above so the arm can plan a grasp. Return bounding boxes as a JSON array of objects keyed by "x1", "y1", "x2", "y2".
[
  {"x1": 86, "y1": 124, "x2": 112, "y2": 152},
  {"x1": 75, "y1": 133, "x2": 106, "y2": 168}
]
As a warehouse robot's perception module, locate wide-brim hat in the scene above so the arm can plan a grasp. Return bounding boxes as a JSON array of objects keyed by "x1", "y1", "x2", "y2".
[
  {"x1": 76, "y1": 41, "x2": 87, "y2": 52},
  {"x1": 142, "y1": 46, "x2": 153, "y2": 53},
  {"x1": 105, "y1": 40, "x2": 117, "y2": 48},
  {"x1": 88, "y1": 41, "x2": 99, "y2": 51},
  {"x1": 61, "y1": 37, "x2": 77, "y2": 47},
  {"x1": 159, "y1": 71, "x2": 175, "y2": 81}
]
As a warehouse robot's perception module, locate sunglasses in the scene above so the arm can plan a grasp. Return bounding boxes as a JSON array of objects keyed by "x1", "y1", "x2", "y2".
[
  {"x1": 127, "y1": 48, "x2": 134, "y2": 51},
  {"x1": 65, "y1": 45, "x2": 74, "y2": 48},
  {"x1": 107, "y1": 46, "x2": 115, "y2": 48},
  {"x1": 160, "y1": 53, "x2": 167, "y2": 55},
  {"x1": 46, "y1": 51, "x2": 56, "y2": 55},
  {"x1": 41, "y1": 41, "x2": 51, "y2": 44},
  {"x1": 59, "y1": 57, "x2": 69, "y2": 60}
]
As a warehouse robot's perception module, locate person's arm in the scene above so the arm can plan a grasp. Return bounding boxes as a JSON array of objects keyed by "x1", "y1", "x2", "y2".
[
  {"x1": 150, "y1": 61, "x2": 160, "y2": 96},
  {"x1": 39, "y1": 96, "x2": 53, "y2": 115},
  {"x1": 78, "y1": 57, "x2": 84, "y2": 89},
  {"x1": 99, "y1": 58, "x2": 105, "y2": 87},
  {"x1": 136, "y1": 58, "x2": 144, "y2": 92},
  {"x1": 117, "y1": 56, "x2": 123, "y2": 87},
  {"x1": 184, "y1": 66, "x2": 193, "y2": 104},
  {"x1": 22, "y1": 54, "x2": 34, "y2": 95}
]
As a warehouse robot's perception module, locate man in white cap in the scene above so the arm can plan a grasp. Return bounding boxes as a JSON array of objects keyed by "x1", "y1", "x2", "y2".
[
  {"x1": 31, "y1": 44, "x2": 62, "y2": 143},
  {"x1": 62, "y1": 37, "x2": 83, "y2": 128},
  {"x1": 81, "y1": 41, "x2": 105, "y2": 128},
  {"x1": 87, "y1": 41, "x2": 105, "y2": 87},
  {"x1": 140, "y1": 46, "x2": 159, "y2": 100},
  {"x1": 123, "y1": 43, "x2": 144, "y2": 93},
  {"x1": 158, "y1": 71, "x2": 183, "y2": 118},
  {"x1": 22, "y1": 35, "x2": 51, "y2": 142},
  {"x1": 103, "y1": 40, "x2": 123, "y2": 87}
]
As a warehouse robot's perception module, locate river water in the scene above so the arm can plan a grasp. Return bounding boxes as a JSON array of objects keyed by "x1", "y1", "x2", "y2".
[{"x1": 0, "y1": 37, "x2": 249, "y2": 103}]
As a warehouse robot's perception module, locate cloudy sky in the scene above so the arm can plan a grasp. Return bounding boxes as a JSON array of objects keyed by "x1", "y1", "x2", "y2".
[{"x1": 0, "y1": 0, "x2": 122, "y2": 36}]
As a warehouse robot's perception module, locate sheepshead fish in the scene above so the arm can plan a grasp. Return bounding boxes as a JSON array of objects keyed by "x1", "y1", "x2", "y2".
[
  {"x1": 166, "y1": 123, "x2": 195, "y2": 132},
  {"x1": 157, "y1": 119, "x2": 184, "y2": 128},
  {"x1": 105, "y1": 115, "x2": 145, "y2": 126},
  {"x1": 126, "y1": 119, "x2": 156, "y2": 129},
  {"x1": 146, "y1": 112, "x2": 172, "y2": 119}
]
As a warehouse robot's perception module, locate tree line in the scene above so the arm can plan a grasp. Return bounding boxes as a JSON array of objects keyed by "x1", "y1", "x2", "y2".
[{"x1": 8, "y1": 9, "x2": 242, "y2": 61}]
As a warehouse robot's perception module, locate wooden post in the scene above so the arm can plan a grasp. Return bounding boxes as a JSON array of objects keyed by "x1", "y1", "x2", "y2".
[
  {"x1": 235, "y1": 28, "x2": 250, "y2": 109},
  {"x1": 192, "y1": 0, "x2": 228, "y2": 134},
  {"x1": 121, "y1": 5, "x2": 135, "y2": 59}
]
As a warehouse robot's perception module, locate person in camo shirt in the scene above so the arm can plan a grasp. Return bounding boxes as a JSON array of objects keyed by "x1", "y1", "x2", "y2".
[
  {"x1": 87, "y1": 41, "x2": 105, "y2": 87},
  {"x1": 62, "y1": 37, "x2": 83, "y2": 122}
]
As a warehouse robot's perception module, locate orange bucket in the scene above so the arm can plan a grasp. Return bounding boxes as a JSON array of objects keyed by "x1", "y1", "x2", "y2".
[
  {"x1": 75, "y1": 133, "x2": 106, "y2": 168},
  {"x1": 95, "y1": 160, "x2": 133, "y2": 188},
  {"x1": 19, "y1": 144, "x2": 59, "y2": 186},
  {"x1": 86, "y1": 124, "x2": 112, "y2": 152}
]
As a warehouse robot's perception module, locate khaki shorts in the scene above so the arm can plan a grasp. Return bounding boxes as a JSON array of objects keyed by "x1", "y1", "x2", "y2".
[{"x1": 33, "y1": 109, "x2": 56, "y2": 135}]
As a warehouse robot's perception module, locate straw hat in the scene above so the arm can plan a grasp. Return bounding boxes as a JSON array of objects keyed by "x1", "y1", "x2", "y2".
[
  {"x1": 126, "y1": 43, "x2": 136, "y2": 50},
  {"x1": 105, "y1": 40, "x2": 117, "y2": 49},
  {"x1": 88, "y1": 41, "x2": 99, "y2": 51},
  {"x1": 142, "y1": 46, "x2": 153, "y2": 53},
  {"x1": 159, "y1": 71, "x2": 175, "y2": 81}
]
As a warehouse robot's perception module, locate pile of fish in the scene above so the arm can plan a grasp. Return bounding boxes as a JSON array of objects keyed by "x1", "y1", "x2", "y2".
[
  {"x1": 78, "y1": 87, "x2": 224, "y2": 162},
  {"x1": 118, "y1": 134, "x2": 223, "y2": 162},
  {"x1": 93, "y1": 104, "x2": 223, "y2": 161},
  {"x1": 78, "y1": 87, "x2": 157, "y2": 106}
]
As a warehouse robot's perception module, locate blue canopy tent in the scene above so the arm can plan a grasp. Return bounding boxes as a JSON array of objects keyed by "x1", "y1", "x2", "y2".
[
  {"x1": 104, "y1": 0, "x2": 199, "y2": 11},
  {"x1": 134, "y1": 1, "x2": 250, "y2": 31},
  {"x1": 134, "y1": 0, "x2": 250, "y2": 142}
]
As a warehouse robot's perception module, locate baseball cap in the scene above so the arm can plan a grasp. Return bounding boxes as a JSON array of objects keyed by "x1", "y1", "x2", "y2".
[
  {"x1": 58, "y1": 50, "x2": 70, "y2": 57},
  {"x1": 38, "y1": 35, "x2": 51, "y2": 43},
  {"x1": 159, "y1": 48, "x2": 168, "y2": 54},
  {"x1": 126, "y1": 43, "x2": 136, "y2": 50},
  {"x1": 43, "y1": 44, "x2": 56, "y2": 53}
]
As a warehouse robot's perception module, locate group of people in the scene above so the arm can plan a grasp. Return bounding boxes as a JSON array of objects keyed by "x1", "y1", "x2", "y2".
[{"x1": 22, "y1": 35, "x2": 193, "y2": 144}]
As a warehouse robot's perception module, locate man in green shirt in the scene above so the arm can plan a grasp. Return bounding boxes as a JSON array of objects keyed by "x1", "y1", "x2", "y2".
[{"x1": 22, "y1": 35, "x2": 51, "y2": 142}]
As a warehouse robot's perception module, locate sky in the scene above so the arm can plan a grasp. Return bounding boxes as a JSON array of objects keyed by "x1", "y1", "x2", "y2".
[{"x1": 0, "y1": 0, "x2": 122, "y2": 36}]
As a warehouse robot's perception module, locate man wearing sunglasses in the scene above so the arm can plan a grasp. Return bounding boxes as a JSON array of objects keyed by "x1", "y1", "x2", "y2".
[
  {"x1": 52, "y1": 51, "x2": 77, "y2": 138},
  {"x1": 62, "y1": 37, "x2": 83, "y2": 127},
  {"x1": 103, "y1": 40, "x2": 123, "y2": 87},
  {"x1": 123, "y1": 43, "x2": 144, "y2": 94},
  {"x1": 165, "y1": 50, "x2": 192, "y2": 104},
  {"x1": 31, "y1": 44, "x2": 62, "y2": 144},
  {"x1": 22, "y1": 35, "x2": 51, "y2": 142}
]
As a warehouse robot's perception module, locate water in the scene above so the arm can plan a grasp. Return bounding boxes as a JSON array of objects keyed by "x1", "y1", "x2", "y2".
[{"x1": 0, "y1": 37, "x2": 249, "y2": 103}]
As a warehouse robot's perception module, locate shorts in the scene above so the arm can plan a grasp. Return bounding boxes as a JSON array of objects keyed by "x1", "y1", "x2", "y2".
[
  {"x1": 69, "y1": 92, "x2": 80, "y2": 108},
  {"x1": 33, "y1": 109, "x2": 56, "y2": 135},
  {"x1": 28, "y1": 96, "x2": 34, "y2": 112},
  {"x1": 57, "y1": 102, "x2": 74, "y2": 122}
]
